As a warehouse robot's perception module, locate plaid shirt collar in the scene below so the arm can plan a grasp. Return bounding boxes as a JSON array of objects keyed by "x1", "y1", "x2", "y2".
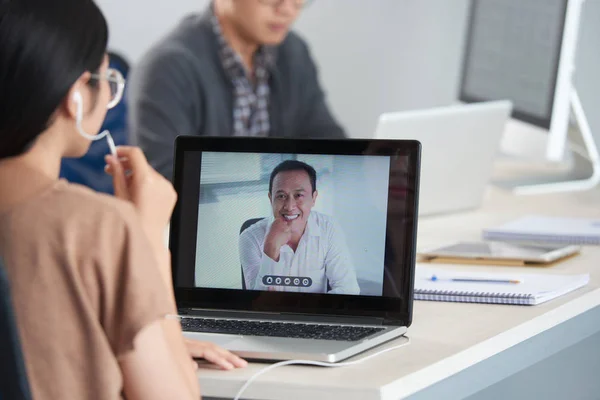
[{"x1": 210, "y1": 4, "x2": 275, "y2": 136}]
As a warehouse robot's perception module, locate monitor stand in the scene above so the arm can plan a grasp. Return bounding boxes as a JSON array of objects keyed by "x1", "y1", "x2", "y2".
[{"x1": 492, "y1": 85, "x2": 600, "y2": 195}]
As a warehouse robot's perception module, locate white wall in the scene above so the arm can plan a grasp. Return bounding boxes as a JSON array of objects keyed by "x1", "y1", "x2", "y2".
[
  {"x1": 294, "y1": 0, "x2": 470, "y2": 138},
  {"x1": 100, "y1": 0, "x2": 208, "y2": 63},
  {"x1": 96, "y1": 0, "x2": 470, "y2": 139}
]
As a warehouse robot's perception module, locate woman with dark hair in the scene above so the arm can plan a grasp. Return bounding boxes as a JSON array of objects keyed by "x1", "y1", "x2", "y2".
[{"x1": 0, "y1": 1, "x2": 244, "y2": 399}]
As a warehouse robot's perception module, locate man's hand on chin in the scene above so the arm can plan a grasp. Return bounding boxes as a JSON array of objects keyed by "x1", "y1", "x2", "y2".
[{"x1": 185, "y1": 338, "x2": 248, "y2": 370}]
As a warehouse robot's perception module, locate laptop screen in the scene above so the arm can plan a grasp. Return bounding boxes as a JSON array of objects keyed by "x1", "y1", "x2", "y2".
[{"x1": 171, "y1": 137, "x2": 420, "y2": 322}]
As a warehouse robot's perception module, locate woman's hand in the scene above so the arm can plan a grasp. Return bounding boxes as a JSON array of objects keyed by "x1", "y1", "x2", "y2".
[
  {"x1": 105, "y1": 146, "x2": 176, "y2": 240},
  {"x1": 185, "y1": 339, "x2": 248, "y2": 370}
]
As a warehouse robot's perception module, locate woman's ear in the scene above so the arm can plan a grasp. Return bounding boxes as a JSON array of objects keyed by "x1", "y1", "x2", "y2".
[{"x1": 64, "y1": 72, "x2": 92, "y2": 119}]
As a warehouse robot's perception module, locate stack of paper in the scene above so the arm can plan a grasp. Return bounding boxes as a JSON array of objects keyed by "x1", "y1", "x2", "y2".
[
  {"x1": 483, "y1": 215, "x2": 600, "y2": 246},
  {"x1": 414, "y1": 265, "x2": 590, "y2": 305}
]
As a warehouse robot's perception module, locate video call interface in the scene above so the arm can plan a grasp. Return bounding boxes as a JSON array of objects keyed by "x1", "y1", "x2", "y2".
[{"x1": 176, "y1": 150, "x2": 413, "y2": 298}]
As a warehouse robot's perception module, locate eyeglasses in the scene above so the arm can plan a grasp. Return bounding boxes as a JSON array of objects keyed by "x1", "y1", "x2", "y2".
[
  {"x1": 90, "y1": 68, "x2": 126, "y2": 110},
  {"x1": 257, "y1": 0, "x2": 313, "y2": 9}
]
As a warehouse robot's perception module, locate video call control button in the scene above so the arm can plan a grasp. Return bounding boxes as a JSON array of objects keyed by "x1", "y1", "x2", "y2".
[{"x1": 263, "y1": 275, "x2": 313, "y2": 287}]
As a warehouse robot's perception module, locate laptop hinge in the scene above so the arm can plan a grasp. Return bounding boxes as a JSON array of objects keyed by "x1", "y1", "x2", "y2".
[{"x1": 179, "y1": 308, "x2": 387, "y2": 326}]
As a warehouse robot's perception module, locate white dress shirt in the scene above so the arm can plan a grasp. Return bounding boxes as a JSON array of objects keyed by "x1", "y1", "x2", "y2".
[{"x1": 239, "y1": 211, "x2": 360, "y2": 294}]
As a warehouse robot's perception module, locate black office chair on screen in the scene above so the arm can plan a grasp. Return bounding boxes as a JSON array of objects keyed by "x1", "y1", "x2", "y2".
[
  {"x1": 239, "y1": 218, "x2": 265, "y2": 290},
  {"x1": 0, "y1": 258, "x2": 33, "y2": 400}
]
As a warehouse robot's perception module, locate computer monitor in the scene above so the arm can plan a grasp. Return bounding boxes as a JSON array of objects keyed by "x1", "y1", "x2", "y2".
[{"x1": 459, "y1": 0, "x2": 579, "y2": 162}]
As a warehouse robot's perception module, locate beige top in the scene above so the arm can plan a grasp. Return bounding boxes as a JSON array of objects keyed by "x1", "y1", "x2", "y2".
[{"x1": 0, "y1": 179, "x2": 174, "y2": 400}]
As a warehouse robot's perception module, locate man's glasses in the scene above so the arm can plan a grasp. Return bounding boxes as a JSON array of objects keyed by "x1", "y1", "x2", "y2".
[
  {"x1": 90, "y1": 68, "x2": 126, "y2": 110},
  {"x1": 258, "y1": 0, "x2": 313, "y2": 9}
]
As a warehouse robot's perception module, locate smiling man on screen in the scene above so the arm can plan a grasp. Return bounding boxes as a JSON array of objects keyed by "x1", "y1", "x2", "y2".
[{"x1": 239, "y1": 160, "x2": 360, "y2": 294}]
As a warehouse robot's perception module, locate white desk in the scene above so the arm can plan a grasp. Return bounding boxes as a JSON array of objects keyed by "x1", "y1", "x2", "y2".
[{"x1": 198, "y1": 174, "x2": 600, "y2": 400}]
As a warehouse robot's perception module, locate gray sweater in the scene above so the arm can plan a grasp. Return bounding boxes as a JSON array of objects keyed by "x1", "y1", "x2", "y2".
[{"x1": 128, "y1": 10, "x2": 346, "y2": 180}]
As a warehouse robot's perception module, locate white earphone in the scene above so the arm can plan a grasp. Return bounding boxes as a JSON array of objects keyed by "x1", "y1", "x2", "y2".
[{"x1": 73, "y1": 91, "x2": 109, "y2": 141}]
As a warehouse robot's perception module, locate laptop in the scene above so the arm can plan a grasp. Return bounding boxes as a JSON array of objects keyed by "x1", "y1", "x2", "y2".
[
  {"x1": 375, "y1": 100, "x2": 513, "y2": 216},
  {"x1": 169, "y1": 136, "x2": 421, "y2": 362}
]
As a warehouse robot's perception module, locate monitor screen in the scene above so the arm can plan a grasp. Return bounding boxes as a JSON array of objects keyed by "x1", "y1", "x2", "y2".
[
  {"x1": 170, "y1": 137, "x2": 420, "y2": 322},
  {"x1": 173, "y1": 148, "x2": 415, "y2": 299},
  {"x1": 459, "y1": 0, "x2": 568, "y2": 129}
]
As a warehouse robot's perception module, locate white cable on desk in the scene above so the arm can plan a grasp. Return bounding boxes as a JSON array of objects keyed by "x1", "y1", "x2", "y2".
[{"x1": 233, "y1": 338, "x2": 410, "y2": 400}]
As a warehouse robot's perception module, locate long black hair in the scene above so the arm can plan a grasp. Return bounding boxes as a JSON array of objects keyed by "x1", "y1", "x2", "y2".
[{"x1": 0, "y1": 0, "x2": 108, "y2": 159}]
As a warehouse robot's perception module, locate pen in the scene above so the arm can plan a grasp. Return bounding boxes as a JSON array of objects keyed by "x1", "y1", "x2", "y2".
[{"x1": 430, "y1": 275, "x2": 521, "y2": 284}]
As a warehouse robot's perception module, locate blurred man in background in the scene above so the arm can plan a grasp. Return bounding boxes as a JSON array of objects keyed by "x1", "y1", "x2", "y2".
[{"x1": 129, "y1": 0, "x2": 346, "y2": 180}]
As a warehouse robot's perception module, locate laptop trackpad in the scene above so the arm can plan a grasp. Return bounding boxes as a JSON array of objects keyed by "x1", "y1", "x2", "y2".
[
  {"x1": 183, "y1": 332, "x2": 244, "y2": 347},
  {"x1": 226, "y1": 336, "x2": 350, "y2": 354}
]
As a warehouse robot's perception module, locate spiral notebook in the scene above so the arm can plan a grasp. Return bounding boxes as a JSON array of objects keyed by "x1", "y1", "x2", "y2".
[
  {"x1": 483, "y1": 215, "x2": 600, "y2": 245},
  {"x1": 414, "y1": 266, "x2": 590, "y2": 305}
]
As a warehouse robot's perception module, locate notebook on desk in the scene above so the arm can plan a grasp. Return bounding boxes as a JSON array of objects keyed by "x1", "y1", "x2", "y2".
[
  {"x1": 483, "y1": 215, "x2": 600, "y2": 245},
  {"x1": 414, "y1": 265, "x2": 590, "y2": 306}
]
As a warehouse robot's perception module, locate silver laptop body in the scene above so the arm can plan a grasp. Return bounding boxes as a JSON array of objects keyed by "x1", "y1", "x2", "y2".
[
  {"x1": 170, "y1": 137, "x2": 421, "y2": 362},
  {"x1": 375, "y1": 100, "x2": 512, "y2": 216}
]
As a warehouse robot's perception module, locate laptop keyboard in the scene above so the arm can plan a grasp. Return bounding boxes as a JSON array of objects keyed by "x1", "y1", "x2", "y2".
[{"x1": 180, "y1": 317, "x2": 385, "y2": 342}]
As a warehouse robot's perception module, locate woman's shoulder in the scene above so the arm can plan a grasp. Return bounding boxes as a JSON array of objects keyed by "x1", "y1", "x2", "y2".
[
  {"x1": 55, "y1": 179, "x2": 121, "y2": 200},
  {"x1": 33, "y1": 182, "x2": 155, "y2": 280},
  {"x1": 34, "y1": 180, "x2": 142, "y2": 236}
]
